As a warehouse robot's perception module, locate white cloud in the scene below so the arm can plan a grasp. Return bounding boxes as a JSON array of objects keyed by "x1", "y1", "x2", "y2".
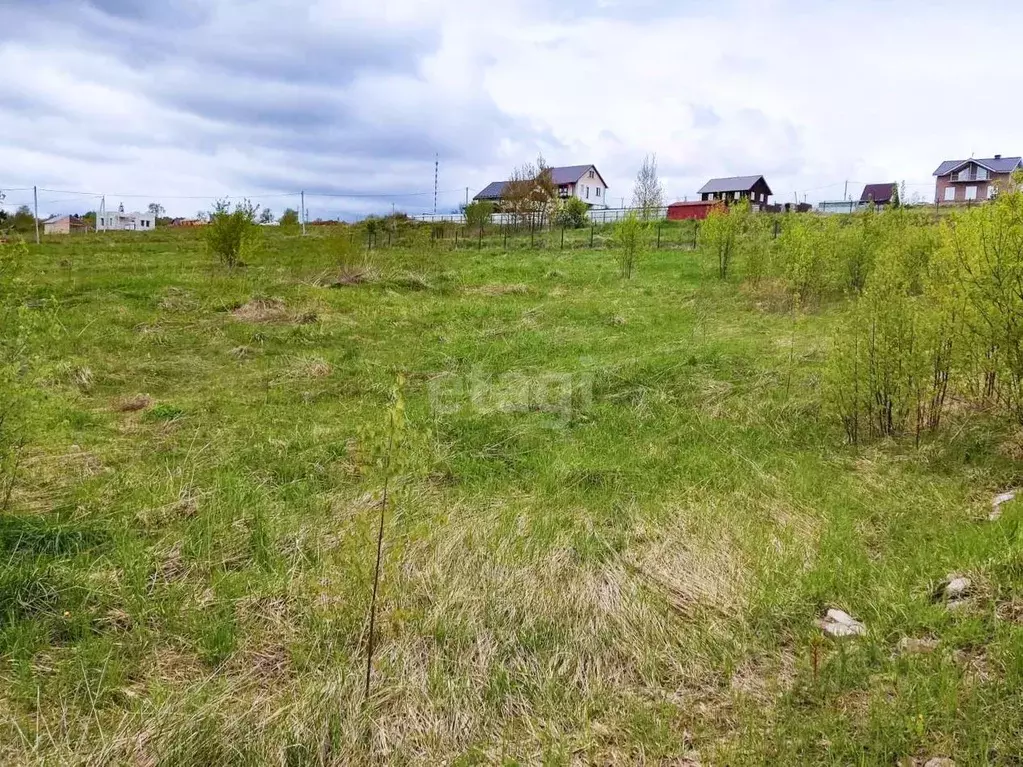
[{"x1": 1, "y1": 0, "x2": 1020, "y2": 218}]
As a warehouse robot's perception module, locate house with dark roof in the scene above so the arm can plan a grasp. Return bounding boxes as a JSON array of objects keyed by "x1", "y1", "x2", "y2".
[
  {"x1": 698, "y1": 175, "x2": 772, "y2": 207},
  {"x1": 933, "y1": 155, "x2": 1022, "y2": 205},
  {"x1": 474, "y1": 165, "x2": 609, "y2": 209},
  {"x1": 860, "y1": 183, "x2": 897, "y2": 208}
]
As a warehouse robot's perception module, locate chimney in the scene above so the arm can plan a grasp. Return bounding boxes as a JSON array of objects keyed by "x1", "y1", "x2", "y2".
[{"x1": 995, "y1": 154, "x2": 1002, "y2": 159}]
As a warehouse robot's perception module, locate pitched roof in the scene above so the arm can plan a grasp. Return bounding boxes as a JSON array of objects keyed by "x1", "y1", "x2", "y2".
[
  {"x1": 933, "y1": 156, "x2": 1023, "y2": 176},
  {"x1": 550, "y1": 165, "x2": 607, "y2": 187},
  {"x1": 860, "y1": 183, "x2": 896, "y2": 203},
  {"x1": 698, "y1": 175, "x2": 771, "y2": 195},
  {"x1": 474, "y1": 181, "x2": 508, "y2": 201},
  {"x1": 473, "y1": 165, "x2": 607, "y2": 202}
]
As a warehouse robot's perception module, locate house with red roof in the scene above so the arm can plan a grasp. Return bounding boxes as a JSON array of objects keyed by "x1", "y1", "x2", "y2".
[{"x1": 860, "y1": 183, "x2": 897, "y2": 208}]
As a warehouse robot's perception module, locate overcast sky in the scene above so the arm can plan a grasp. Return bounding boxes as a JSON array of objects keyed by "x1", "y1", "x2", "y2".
[{"x1": 1, "y1": 0, "x2": 1019, "y2": 219}]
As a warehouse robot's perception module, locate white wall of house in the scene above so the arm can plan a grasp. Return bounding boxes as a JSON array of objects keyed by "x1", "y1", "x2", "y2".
[
  {"x1": 98, "y1": 210, "x2": 156, "y2": 231},
  {"x1": 571, "y1": 167, "x2": 608, "y2": 208}
]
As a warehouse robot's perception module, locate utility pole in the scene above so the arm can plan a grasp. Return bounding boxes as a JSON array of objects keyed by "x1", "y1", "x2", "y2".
[
  {"x1": 465, "y1": 187, "x2": 469, "y2": 209},
  {"x1": 843, "y1": 180, "x2": 848, "y2": 201},
  {"x1": 300, "y1": 191, "x2": 306, "y2": 236},
  {"x1": 33, "y1": 186, "x2": 40, "y2": 244},
  {"x1": 434, "y1": 153, "x2": 438, "y2": 215}
]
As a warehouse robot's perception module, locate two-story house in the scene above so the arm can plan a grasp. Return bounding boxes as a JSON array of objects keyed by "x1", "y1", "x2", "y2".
[
  {"x1": 474, "y1": 165, "x2": 609, "y2": 210},
  {"x1": 698, "y1": 175, "x2": 772, "y2": 207},
  {"x1": 933, "y1": 155, "x2": 1022, "y2": 205}
]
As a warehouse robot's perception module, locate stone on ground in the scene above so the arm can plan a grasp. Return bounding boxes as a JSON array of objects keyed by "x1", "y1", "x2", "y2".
[
  {"x1": 818, "y1": 608, "x2": 866, "y2": 637},
  {"x1": 990, "y1": 489, "x2": 1017, "y2": 521}
]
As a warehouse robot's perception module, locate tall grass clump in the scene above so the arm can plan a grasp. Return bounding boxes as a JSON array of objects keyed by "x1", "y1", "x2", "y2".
[
  {"x1": 614, "y1": 213, "x2": 642, "y2": 278},
  {"x1": 205, "y1": 198, "x2": 260, "y2": 267},
  {"x1": 0, "y1": 238, "x2": 32, "y2": 507},
  {"x1": 330, "y1": 225, "x2": 376, "y2": 284}
]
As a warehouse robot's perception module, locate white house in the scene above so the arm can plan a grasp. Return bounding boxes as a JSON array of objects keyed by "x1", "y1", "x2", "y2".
[
  {"x1": 97, "y1": 203, "x2": 155, "y2": 232},
  {"x1": 474, "y1": 164, "x2": 610, "y2": 210}
]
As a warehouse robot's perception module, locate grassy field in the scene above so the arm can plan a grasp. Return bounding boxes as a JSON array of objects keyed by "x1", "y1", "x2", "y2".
[{"x1": 2, "y1": 226, "x2": 1023, "y2": 765}]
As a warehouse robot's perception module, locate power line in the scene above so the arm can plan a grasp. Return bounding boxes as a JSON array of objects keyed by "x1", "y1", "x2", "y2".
[{"x1": 304, "y1": 187, "x2": 465, "y2": 199}]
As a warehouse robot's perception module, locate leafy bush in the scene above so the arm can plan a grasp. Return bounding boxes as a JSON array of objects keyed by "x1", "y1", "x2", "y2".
[
  {"x1": 556, "y1": 197, "x2": 590, "y2": 229},
  {"x1": 613, "y1": 213, "x2": 642, "y2": 278},
  {"x1": 279, "y1": 208, "x2": 300, "y2": 229},
  {"x1": 464, "y1": 200, "x2": 494, "y2": 231},
  {"x1": 824, "y1": 188, "x2": 1023, "y2": 444},
  {"x1": 702, "y1": 204, "x2": 739, "y2": 279},
  {"x1": 204, "y1": 199, "x2": 260, "y2": 267},
  {"x1": 734, "y1": 205, "x2": 772, "y2": 287},
  {"x1": 939, "y1": 189, "x2": 1023, "y2": 420},
  {"x1": 826, "y1": 254, "x2": 955, "y2": 444}
]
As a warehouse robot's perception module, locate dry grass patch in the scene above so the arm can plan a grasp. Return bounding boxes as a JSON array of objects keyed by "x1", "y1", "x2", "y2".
[
  {"x1": 332, "y1": 265, "x2": 380, "y2": 286},
  {"x1": 295, "y1": 357, "x2": 333, "y2": 378},
  {"x1": 466, "y1": 283, "x2": 531, "y2": 297},
  {"x1": 231, "y1": 297, "x2": 316, "y2": 324},
  {"x1": 625, "y1": 521, "x2": 746, "y2": 621},
  {"x1": 113, "y1": 393, "x2": 153, "y2": 412},
  {"x1": 739, "y1": 278, "x2": 796, "y2": 314},
  {"x1": 159, "y1": 288, "x2": 200, "y2": 313}
]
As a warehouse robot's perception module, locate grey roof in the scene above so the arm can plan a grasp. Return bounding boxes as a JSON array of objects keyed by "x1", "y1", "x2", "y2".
[
  {"x1": 698, "y1": 175, "x2": 771, "y2": 195},
  {"x1": 550, "y1": 165, "x2": 605, "y2": 186},
  {"x1": 933, "y1": 156, "x2": 1022, "y2": 176},
  {"x1": 473, "y1": 165, "x2": 606, "y2": 202}
]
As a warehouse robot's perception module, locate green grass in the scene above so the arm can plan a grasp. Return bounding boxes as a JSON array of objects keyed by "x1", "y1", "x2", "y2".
[{"x1": 1, "y1": 227, "x2": 1023, "y2": 765}]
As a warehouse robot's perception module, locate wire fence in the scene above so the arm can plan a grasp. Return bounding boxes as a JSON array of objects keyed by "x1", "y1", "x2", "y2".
[{"x1": 340, "y1": 217, "x2": 704, "y2": 253}]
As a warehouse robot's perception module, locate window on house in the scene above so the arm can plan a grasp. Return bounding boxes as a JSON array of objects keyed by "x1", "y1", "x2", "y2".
[
  {"x1": 944, "y1": 187, "x2": 956, "y2": 202},
  {"x1": 977, "y1": 167, "x2": 989, "y2": 181},
  {"x1": 585, "y1": 186, "x2": 590, "y2": 199},
  {"x1": 988, "y1": 185, "x2": 997, "y2": 199},
  {"x1": 966, "y1": 186, "x2": 978, "y2": 201},
  {"x1": 588, "y1": 170, "x2": 594, "y2": 178},
  {"x1": 596, "y1": 187, "x2": 601, "y2": 197}
]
